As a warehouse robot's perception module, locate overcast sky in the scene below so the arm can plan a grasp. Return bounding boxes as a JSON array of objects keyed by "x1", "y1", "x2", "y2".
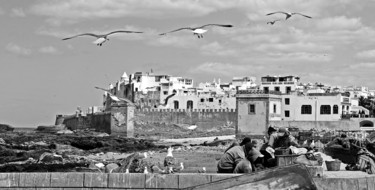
[{"x1": 1, "y1": 0, "x2": 375, "y2": 127}]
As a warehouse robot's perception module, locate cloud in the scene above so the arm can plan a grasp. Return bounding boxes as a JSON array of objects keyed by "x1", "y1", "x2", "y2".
[
  {"x1": 200, "y1": 42, "x2": 237, "y2": 57},
  {"x1": 39, "y1": 46, "x2": 60, "y2": 54},
  {"x1": 30, "y1": 0, "x2": 237, "y2": 25},
  {"x1": 315, "y1": 16, "x2": 362, "y2": 31},
  {"x1": 349, "y1": 62, "x2": 375, "y2": 69},
  {"x1": 147, "y1": 35, "x2": 197, "y2": 48},
  {"x1": 5, "y1": 43, "x2": 32, "y2": 55},
  {"x1": 190, "y1": 62, "x2": 265, "y2": 77},
  {"x1": 11, "y1": 8, "x2": 26, "y2": 17},
  {"x1": 356, "y1": 49, "x2": 375, "y2": 59}
]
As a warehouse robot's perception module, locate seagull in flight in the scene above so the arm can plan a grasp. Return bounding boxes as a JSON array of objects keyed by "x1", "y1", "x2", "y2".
[
  {"x1": 159, "y1": 24, "x2": 233, "y2": 39},
  {"x1": 62, "y1": 30, "x2": 143, "y2": 46},
  {"x1": 267, "y1": 19, "x2": 282, "y2": 25},
  {"x1": 94, "y1": 86, "x2": 137, "y2": 107},
  {"x1": 266, "y1": 12, "x2": 312, "y2": 20}
]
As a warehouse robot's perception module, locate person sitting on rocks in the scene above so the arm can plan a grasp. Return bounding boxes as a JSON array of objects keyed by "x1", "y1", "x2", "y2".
[
  {"x1": 224, "y1": 136, "x2": 251, "y2": 153},
  {"x1": 217, "y1": 140, "x2": 254, "y2": 174},
  {"x1": 273, "y1": 127, "x2": 299, "y2": 149}
]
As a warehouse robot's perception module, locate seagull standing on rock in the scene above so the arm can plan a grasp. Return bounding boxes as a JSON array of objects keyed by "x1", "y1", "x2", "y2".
[
  {"x1": 266, "y1": 11, "x2": 312, "y2": 20},
  {"x1": 159, "y1": 24, "x2": 233, "y2": 39},
  {"x1": 62, "y1": 30, "x2": 143, "y2": 46}
]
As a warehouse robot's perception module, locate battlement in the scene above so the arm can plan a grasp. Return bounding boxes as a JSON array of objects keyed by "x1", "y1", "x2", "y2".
[
  {"x1": 135, "y1": 108, "x2": 237, "y2": 113},
  {"x1": 237, "y1": 90, "x2": 282, "y2": 95}
]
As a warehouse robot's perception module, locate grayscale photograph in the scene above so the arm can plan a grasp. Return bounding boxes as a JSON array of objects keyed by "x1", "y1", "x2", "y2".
[{"x1": 0, "y1": 0, "x2": 375, "y2": 189}]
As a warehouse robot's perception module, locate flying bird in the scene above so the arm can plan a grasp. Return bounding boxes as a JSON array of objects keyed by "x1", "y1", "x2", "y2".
[
  {"x1": 267, "y1": 19, "x2": 282, "y2": 25},
  {"x1": 266, "y1": 12, "x2": 312, "y2": 20},
  {"x1": 157, "y1": 93, "x2": 176, "y2": 108},
  {"x1": 164, "y1": 147, "x2": 175, "y2": 167},
  {"x1": 62, "y1": 30, "x2": 143, "y2": 46},
  {"x1": 94, "y1": 86, "x2": 137, "y2": 107},
  {"x1": 159, "y1": 24, "x2": 233, "y2": 39}
]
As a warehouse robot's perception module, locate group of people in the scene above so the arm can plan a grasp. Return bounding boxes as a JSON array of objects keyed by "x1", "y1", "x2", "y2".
[{"x1": 217, "y1": 126, "x2": 299, "y2": 173}]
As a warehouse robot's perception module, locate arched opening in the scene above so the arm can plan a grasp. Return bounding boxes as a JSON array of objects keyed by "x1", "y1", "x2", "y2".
[
  {"x1": 187, "y1": 100, "x2": 193, "y2": 109},
  {"x1": 360, "y1": 120, "x2": 374, "y2": 127},
  {"x1": 174, "y1": 101, "x2": 179, "y2": 109}
]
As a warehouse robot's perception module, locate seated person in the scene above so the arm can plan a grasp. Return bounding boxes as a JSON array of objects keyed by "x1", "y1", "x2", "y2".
[
  {"x1": 217, "y1": 141, "x2": 254, "y2": 173},
  {"x1": 326, "y1": 134, "x2": 350, "y2": 149},
  {"x1": 260, "y1": 126, "x2": 278, "y2": 167},
  {"x1": 224, "y1": 137, "x2": 251, "y2": 153},
  {"x1": 273, "y1": 127, "x2": 299, "y2": 149}
]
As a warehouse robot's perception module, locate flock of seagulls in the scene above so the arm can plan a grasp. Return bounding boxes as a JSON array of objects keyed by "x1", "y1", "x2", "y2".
[{"x1": 61, "y1": 11, "x2": 312, "y2": 46}]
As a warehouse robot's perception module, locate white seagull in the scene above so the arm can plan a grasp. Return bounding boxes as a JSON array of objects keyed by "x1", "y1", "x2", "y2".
[
  {"x1": 62, "y1": 30, "x2": 143, "y2": 46},
  {"x1": 266, "y1": 12, "x2": 312, "y2": 20},
  {"x1": 95, "y1": 86, "x2": 137, "y2": 107},
  {"x1": 159, "y1": 24, "x2": 233, "y2": 38},
  {"x1": 267, "y1": 19, "x2": 282, "y2": 25}
]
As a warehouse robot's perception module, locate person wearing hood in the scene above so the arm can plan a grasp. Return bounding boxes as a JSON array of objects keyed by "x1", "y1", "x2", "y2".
[
  {"x1": 224, "y1": 137, "x2": 251, "y2": 153},
  {"x1": 217, "y1": 140, "x2": 254, "y2": 173},
  {"x1": 273, "y1": 127, "x2": 299, "y2": 148}
]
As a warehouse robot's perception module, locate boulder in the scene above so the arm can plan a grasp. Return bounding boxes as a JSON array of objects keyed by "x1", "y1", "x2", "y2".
[
  {"x1": 105, "y1": 163, "x2": 119, "y2": 173},
  {"x1": 38, "y1": 152, "x2": 63, "y2": 163},
  {"x1": 36, "y1": 124, "x2": 65, "y2": 133},
  {"x1": 0, "y1": 124, "x2": 14, "y2": 132},
  {"x1": 56, "y1": 129, "x2": 74, "y2": 134}
]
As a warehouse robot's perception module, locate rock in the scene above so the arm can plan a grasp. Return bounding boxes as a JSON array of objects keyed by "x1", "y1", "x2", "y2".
[
  {"x1": 0, "y1": 124, "x2": 14, "y2": 132},
  {"x1": 97, "y1": 133, "x2": 109, "y2": 137},
  {"x1": 0, "y1": 138, "x2": 6, "y2": 145},
  {"x1": 105, "y1": 163, "x2": 119, "y2": 173},
  {"x1": 38, "y1": 152, "x2": 63, "y2": 163},
  {"x1": 36, "y1": 124, "x2": 65, "y2": 133},
  {"x1": 56, "y1": 129, "x2": 74, "y2": 134}
]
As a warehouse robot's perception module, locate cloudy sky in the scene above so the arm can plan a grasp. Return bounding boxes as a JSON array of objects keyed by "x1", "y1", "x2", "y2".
[{"x1": 1, "y1": 0, "x2": 375, "y2": 127}]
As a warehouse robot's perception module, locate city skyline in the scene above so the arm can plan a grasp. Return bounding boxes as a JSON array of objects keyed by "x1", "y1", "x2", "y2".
[{"x1": 1, "y1": 0, "x2": 375, "y2": 127}]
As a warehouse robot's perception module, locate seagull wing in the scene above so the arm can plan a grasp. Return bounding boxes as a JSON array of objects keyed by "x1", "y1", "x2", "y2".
[
  {"x1": 95, "y1": 86, "x2": 110, "y2": 92},
  {"x1": 266, "y1": 11, "x2": 288, "y2": 16},
  {"x1": 105, "y1": 30, "x2": 143, "y2": 36},
  {"x1": 293, "y1": 13, "x2": 312, "y2": 18},
  {"x1": 62, "y1": 33, "x2": 100, "y2": 40},
  {"x1": 159, "y1": 27, "x2": 193, "y2": 35},
  {"x1": 199, "y1": 24, "x2": 233, "y2": 28}
]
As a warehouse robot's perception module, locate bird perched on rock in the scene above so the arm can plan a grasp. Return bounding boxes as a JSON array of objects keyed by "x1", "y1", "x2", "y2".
[
  {"x1": 198, "y1": 167, "x2": 206, "y2": 173},
  {"x1": 310, "y1": 140, "x2": 315, "y2": 149},
  {"x1": 125, "y1": 168, "x2": 129, "y2": 173},
  {"x1": 164, "y1": 147, "x2": 175, "y2": 167},
  {"x1": 187, "y1": 125, "x2": 198, "y2": 130},
  {"x1": 302, "y1": 140, "x2": 308, "y2": 147},
  {"x1": 266, "y1": 11, "x2": 312, "y2": 20},
  {"x1": 62, "y1": 30, "x2": 143, "y2": 46},
  {"x1": 143, "y1": 166, "x2": 149, "y2": 174},
  {"x1": 159, "y1": 24, "x2": 233, "y2": 39},
  {"x1": 172, "y1": 162, "x2": 184, "y2": 173}
]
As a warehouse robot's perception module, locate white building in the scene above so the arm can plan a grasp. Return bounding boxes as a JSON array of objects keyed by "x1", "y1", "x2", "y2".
[{"x1": 260, "y1": 75, "x2": 300, "y2": 94}]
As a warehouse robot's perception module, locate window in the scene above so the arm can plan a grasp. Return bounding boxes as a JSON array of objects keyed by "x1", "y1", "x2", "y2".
[
  {"x1": 285, "y1": 110, "x2": 290, "y2": 117},
  {"x1": 200, "y1": 98, "x2": 204, "y2": 103},
  {"x1": 275, "y1": 86, "x2": 280, "y2": 92},
  {"x1": 135, "y1": 88, "x2": 138, "y2": 92},
  {"x1": 264, "y1": 87, "x2": 269, "y2": 93},
  {"x1": 285, "y1": 98, "x2": 290, "y2": 105},
  {"x1": 333, "y1": 105, "x2": 339, "y2": 114},
  {"x1": 219, "y1": 100, "x2": 222, "y2": 104},
  {"x1": 209, "y1": 98, "x2": 214, "y2": 102},
  {"x1": 301, "y1": 105, "x2": 312, "y2": 114},
  {"x1": 187, "y1": 100, "x2": 193, "y2": 109},
  {"x1": 286, "y1": 86, "x2": 291, "y2": 94},
  {"x1": 163, "y1": 91, "x2": 168, "y2": 95},
  {"x1": 273, "y1": 104, "x2": 277, "y2": 113},
  {"x1": 248, "y1": 104, "x2": 255, "y2": 114},
  {"x1": 320, "y1": 105, "x2": 331, "y2": 115},
  {"x1": 174, "y1": 101, "x2": 179, "y2": 109}
]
